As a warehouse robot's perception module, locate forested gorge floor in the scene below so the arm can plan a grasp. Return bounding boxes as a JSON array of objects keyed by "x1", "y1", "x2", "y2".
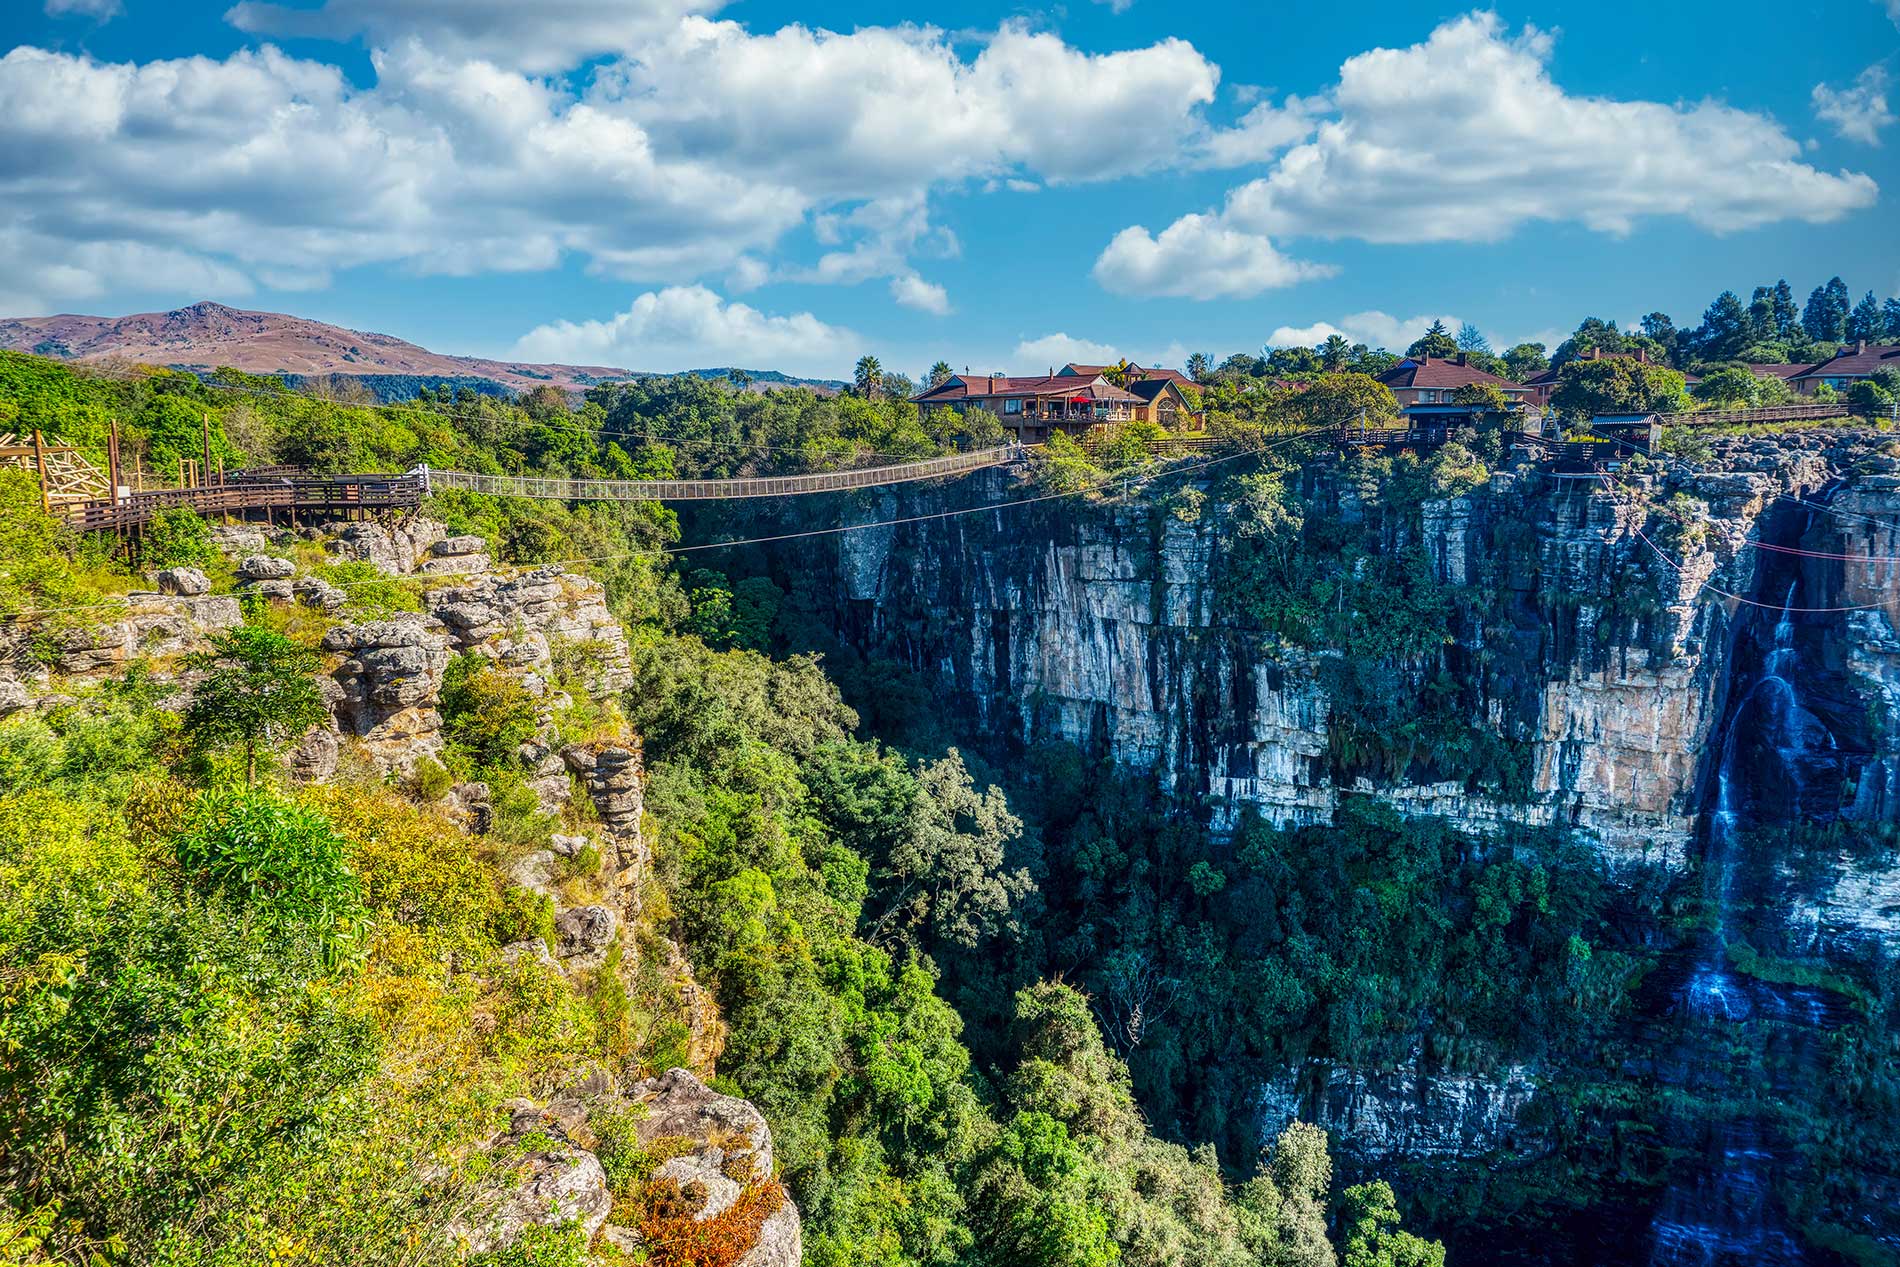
[{"x1": 1, "y1": 349, "x2": 1896, "y2": 1266}]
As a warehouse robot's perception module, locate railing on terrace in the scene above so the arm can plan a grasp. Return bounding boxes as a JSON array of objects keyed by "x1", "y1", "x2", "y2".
[{"x1": 62, "y1": 473, "x2": 421, "y2": 533}]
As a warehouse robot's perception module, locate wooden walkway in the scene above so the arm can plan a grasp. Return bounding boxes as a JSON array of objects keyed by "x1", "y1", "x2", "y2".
[
  {"x1": 1654, "y1": 402, "x2": 1851, "y2": 428},
  {"x1": 63, "y1": 473, "x2": 422, "y2": 533},
  {"x1": 418, "y1": 445, "x2": 1019, "y2": 502}
]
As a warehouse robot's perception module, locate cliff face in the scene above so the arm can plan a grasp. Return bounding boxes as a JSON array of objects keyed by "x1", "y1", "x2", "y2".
[{"x1": 787, "y1": 431, "x2": 1898, "y2": 895}]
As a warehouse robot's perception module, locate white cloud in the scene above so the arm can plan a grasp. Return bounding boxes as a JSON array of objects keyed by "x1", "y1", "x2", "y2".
[
  {"x1": 0, "y1": 19, "x2": 1228, "y2": 314},
  {"x1": 1093, "y1": 214, "x2": 1334, "y2": 299},
  {"x1": 890, "y1": 275, "x2": 951, "y2": 315},
  {"x1": 1102, "y1": 13, "x2": 1879, "y2": 298},
  {"x1": 1014, "y1": 333, "x2": 1121, "y2": 368},
  {"x1": 225, "y1": 0, "x2": 725, "y2": 74},
  {"x1": 1888, "y1": 0, "x2": 1900, "y2": 28},
  {"x1": 1196, "y1": 97, "x2": 1315, "y2": 168},
  {"x1": 1265, "y1": 311, "x2": 1464, "y2": 351},
  {"x1": 45, "y1": 0, "x2": 121, "y2": 16},
  {"x1": 1813, "y1": 64, "x2": 1894, "y2": 146},
  {"x1": 1230, "y1": 15, "x2": 1877, "y2": 241},
  {"x1": 511, "y1": 286, "x2": 856, "y2": 376}
]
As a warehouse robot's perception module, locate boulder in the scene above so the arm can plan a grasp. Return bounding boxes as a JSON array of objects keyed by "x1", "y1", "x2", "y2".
[
  {"x1": 555, "y1": 905, "x2": 618, "y2": 971},
  {"x1": 285, "y1": 725, "x2": 339, "y2": 784},
  {"x1": 208, "y1": 525, "x2": 269, "y2": 555},
  {"x1": 432, "y1": 535, "x2": 487, "y2": 557},
  {"x1": 293, "y1": 576, "x2": 347, "y2": 612},
  {"x1": 0, "y1": 679, "x2": 28, "y2": 717},
  {"x1": 238, "y1": 554, "x2": 295, "y2": 580},
  {"x1": 625, "y1": 1069, "x2": 801, "y2": 1267},
  {"x1": 155, "y1": 567, "x2": 211, "y2": 596},
  {"x1": 423, "y1": 566, "x2": 631, "y2": 694},
  {"x1": 324, "y1": 517, "x2": 447, "y2": 575},
  {"x1": 418, "y1": 553, "x2": 493, "y2": 576},
  {"x1": 243, "y1": 578, "x2": 294, "y2": 603},
  {"x1": 447, "y1": 1108, "x2": 612, "y2": 1256}
]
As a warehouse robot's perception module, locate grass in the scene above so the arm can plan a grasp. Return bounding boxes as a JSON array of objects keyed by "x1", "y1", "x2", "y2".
[{"x1": 1724, "y1": 941, "x2": 1872, "y2": 1012}]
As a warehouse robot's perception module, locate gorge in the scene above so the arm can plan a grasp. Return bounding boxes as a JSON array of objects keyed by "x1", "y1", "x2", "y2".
[{"x1": 684, "y1": 428, "x2": 1900, "y2": 1264}]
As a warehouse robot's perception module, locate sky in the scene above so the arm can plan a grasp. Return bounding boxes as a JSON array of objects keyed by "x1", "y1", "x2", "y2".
[{"x1": 3, "y1": 0, "x2": 1898, "y2": 380}]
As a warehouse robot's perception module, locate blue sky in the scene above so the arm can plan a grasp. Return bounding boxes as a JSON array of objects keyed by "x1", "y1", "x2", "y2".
[{"x1": 4, "y1": 0, "x2": 1898, "y2": 379}]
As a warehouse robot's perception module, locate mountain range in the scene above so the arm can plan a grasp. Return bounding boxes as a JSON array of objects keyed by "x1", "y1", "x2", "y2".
[{"x1": 0, "y1": 301, "x2": 844, "y2": 398}]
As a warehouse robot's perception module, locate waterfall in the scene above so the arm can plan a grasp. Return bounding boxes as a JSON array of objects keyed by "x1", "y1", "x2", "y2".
[{"x1": 1647, "y1": 563, "x2": 1842, "y2": 1266}]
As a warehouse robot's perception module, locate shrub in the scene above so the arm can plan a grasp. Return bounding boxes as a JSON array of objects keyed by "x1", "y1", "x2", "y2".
[
  {"x1": 442, "y1": 652, "x2": 540, "y2": 769},
  {"x1": 171, "y1": 786, "x2": 369, "y2": 966},
  {"x1": 183, "y1": 625, "x2": 329, "y2": 783},
  {"x1": 492, "y1": 883, "x2": 557, "y2": 950},
  {"x1": 140, "y1": 506, "x2": 217, "y2": 570}
]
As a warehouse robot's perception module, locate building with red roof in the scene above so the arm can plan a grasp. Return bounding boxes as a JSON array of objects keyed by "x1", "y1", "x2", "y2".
[
  {"x1": 911, "y1": 368, "x2": 1194, "y2": 442},
  {"x1": 1376, "y1": 354, "x2": 1535, "y2": 424},
  {"x1": 1788, "y1": 341, "x2": 1900, "y2": 395}
]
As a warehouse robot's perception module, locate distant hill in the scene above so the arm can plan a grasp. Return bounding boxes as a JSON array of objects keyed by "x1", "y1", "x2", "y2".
[{"x1": 0, "y1": 301, "x2": 845, "y2": 400}]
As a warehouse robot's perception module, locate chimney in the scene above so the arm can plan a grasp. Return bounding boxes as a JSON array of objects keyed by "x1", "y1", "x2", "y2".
[
  {"x1": 1456, "y1": 352, "x2": 1468, "y2": 366},
  {"x1": 1587, "y1": 348, "x2": 1602, "y2": 361},
  {"x1": 1636, "y1": 349, "x2": 1648, "y2": 364},
  {"x1": 1857, "y1": 339, "x2": 1868, "y2": 355}
]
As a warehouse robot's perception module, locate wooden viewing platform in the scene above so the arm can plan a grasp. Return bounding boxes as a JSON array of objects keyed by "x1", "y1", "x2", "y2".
[{"x1": 62, "y1": 473, "x2": 423, "y2": 534}]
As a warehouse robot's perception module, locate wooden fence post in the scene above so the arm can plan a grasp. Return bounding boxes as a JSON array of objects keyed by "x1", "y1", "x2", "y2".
[{"x1": 32, "y1": 431, "x2": 49, "y2": 514}]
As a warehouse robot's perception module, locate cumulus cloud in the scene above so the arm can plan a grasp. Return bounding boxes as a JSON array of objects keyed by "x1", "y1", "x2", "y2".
[
  {"x1": 1101, "y1": 13, "x2": 1879, "y2": 298},
  {"x1": 0, "y1": 19, "x2": 1228, "y2": 315},
  {"x1": 1093, "y1": 214, "x2": 1334, "y2": 299},
  {"x1": 1231, "y1": 15, "x2": 1877, "y2": 241},
  {"x1": 1265, "y1": 311, "x2": 1464, "y2": 350},
  {"x1": 0, "y1": 43, "x2": 802, "y2": 312},
  {"x1": 1813, "y1": 64, "x2": 1894, "y2": 146},
  {"x1": 890, "y1": 275, "x2": 951, "y2": 315},
  {"x1": 225, "y1": 0, "x2": 724, "y2": 74},
  {"x1": 511, "y1": 286, "x2": 856, "y2": 376},
  {"x1": 1014, "y1": 333, "x2": 1121, "y2": 367}
]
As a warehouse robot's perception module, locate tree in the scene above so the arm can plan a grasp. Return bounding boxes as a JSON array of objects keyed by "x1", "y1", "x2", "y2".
[
  {"x1": 1550, "y1": 357, "x2": 1689, "y2": 418},
  {"x1": 1803, "y1": 277, "x2": 1851, "y2": 342},
  {"x1": 1454, "y1": 322, "x2": 1491, "y2": 354},
  {"x1": 853, "y1": 354, "x2": 884, "y2": 399},
  {"x1": 1405, "y1": 321, "x2": 1457, "y2": 360},
  {"x1": 1849, "y1": 291, "x2": 1885, "y2": 342},
  {"x1": 1451, "y1": 383, "x2": 1512, "y2": 423},
  {"x1": 1692, "y1": 366, "x2": 1766, "y2": 409},
  {"x1": 183, "y1": 625, "x2": 329, "y2": 784},
  {"x1": 927, "y1": 360, "x2": 955, "y2": 390},
  {"x1": 1883, "y1": 298, "x2": 1900, "y2": 342},
  {"x1": 1640, "y1": 311, "x2": 1678, "y2": 358},
  {"x1": 1339, "y1": 1182, "x2": 1445, "y2": 1267},
  {"x1": 1694, "y1": 291, "x2": 1751, "y2": 362},
  {"x1": 1771, "y1": 279, "x2": 1800, "y2": 340},
  {"x1": 1186, "y1": 352, "x2": 1211, "y2": 382},
  {"x1": 1502, "y1": 343, "x2": 1549, "y2": 381},
  {"x1": 1319, "y1": 335, "x2": 1352, "y2": 372}
]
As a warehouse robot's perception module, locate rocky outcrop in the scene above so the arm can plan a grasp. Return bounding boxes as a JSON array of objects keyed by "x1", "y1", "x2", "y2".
[
  {"x1": 448, "y1": 1101, "x2": 613, "y2": 1256},
  {"x1": 425, "y1": 565, "x2": 632, "y2": 697},
  {"x1": 322, "y1": 516, "x2": 446, "y2": 575},
  {"x1": 38, "y1": 592, "x2": 241, "y2": 676},
  {"x1": 418, "y1": 534, "x2": 492, "y2": 576},
  {"x1": 625, "y1": 1068, "x2": 801, "y2": 1267},
  {"x1": 320, "y1": 616, "x2": 450, "y2": 773},
  {"x1": 1258, "y1": 1061, "x2": 1540, "y2": 1162}
]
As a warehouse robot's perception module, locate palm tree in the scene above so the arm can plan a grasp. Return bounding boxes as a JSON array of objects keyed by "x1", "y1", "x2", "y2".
[
  {"x1": 854, "y1": 355, "x2": 883, "y2": 399},
  {"x1": 927, "y1": 361, "x2": 954, "y2": 390},
  {"x1": 1319, "y1": 335, "x2": 1351, "y2": 372},
  {"x1": 1185, "y1": 353, "x2": 1210, "y2": 383}
]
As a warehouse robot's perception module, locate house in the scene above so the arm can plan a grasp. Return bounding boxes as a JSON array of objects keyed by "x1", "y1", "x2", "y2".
[
  {"x1": 1523, "y1": 348, "x2": 1699, "y2": 408},
  {"x1": 1057, "y1": 362, "x2": 1203, "y2": 428},
  {"x1": 1788, "y1": 341, "x2": 1900, "y2": 395},
  {"x1": 1740, "y1": 362, "x2": 1815, "y2": 383},
  {"x1": 1375, "y1": 354, "x2": 1534, "y2": 423},
  {"x1": 910, "y1": 372, "x2": 1150, "y2": 443}
]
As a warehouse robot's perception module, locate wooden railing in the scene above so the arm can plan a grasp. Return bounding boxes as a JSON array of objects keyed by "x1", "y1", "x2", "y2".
[
  {"x1": 62, "y1": 473, "x2": 422, "y2": 533},
  {"x1": 1654, "y1": 402, "x2": 1852, "y2": 427}
]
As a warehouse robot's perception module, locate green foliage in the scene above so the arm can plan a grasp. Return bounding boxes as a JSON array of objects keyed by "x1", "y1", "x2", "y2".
[
  {"x1": 468, "y1": 1221, "x2": 591, "y2": 1266},
  {"x1": 183, "y1": 624, "x2": 329, "y2": 783},
  {"x1": 1550, "y1": 356, "x2": 1689, "y2": 418},
  {"x1": 140, "y1": 507, "x2": 217, "y2": 570},
  {"x1": 171, "y1": 786, "x2": 370, "y2": 964},
  {"x1": 441, "y1": 651, "x2": 541, "y2": 769},
  {"x1": 1339, "y1": 1182, "x2": 1445, "y2": 1267}
]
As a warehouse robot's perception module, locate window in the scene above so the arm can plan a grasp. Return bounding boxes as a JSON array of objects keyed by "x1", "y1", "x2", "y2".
[{"x1": 1005, "y1": 398, "x2": 1022, "y2": 414}]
